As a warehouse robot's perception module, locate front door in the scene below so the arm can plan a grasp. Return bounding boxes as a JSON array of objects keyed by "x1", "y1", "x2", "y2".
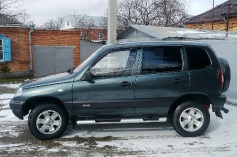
[
  {"x1": 73, "y1": 48, "x2": 139, "y2": 117},
  {"x1": 135, "y1": 46, "x2": 189, "y2": 116}
]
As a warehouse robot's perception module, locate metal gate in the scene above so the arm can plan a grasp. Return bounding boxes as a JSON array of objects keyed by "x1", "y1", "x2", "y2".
[
  {"x1": 33, "y1": 46, "x2": 74, "y2": 78},
  {"x1": 80, "y1": 40, "x2": 103, "y2": 63}
]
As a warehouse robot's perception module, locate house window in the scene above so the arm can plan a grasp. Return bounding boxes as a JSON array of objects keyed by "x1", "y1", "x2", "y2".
[
  {"x1": 0, "y1": 35, "x2": 11, "y2": 62},
  {"x1": 98, "y1": 32, "x2": 103, "y2": 39},
  {"x1": 67, "y1": 20, "x2": 70, "y2": 26},
  {"x1": 81, "y1": 32, "x2": 88, "y2": 40}
]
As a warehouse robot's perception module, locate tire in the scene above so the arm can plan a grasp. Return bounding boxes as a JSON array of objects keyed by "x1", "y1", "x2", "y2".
[
  {"x1": 172, "y1": 101, "x2": 210, "y2": 137},
  {"x1": 28, "y1": 103, "x2": 68, "y2": 140}
]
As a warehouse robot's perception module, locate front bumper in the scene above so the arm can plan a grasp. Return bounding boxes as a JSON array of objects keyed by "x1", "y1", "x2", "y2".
[{"x1": 9, "y1": 99, "x2": 25, "y2": 120}]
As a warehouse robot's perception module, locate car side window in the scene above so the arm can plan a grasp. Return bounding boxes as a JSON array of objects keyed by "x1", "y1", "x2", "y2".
[
  {"x1": 185, "y1": 46, "x2": 211, "y2": 70},
  {"x1": 142, "y1": 46, "x2": 183, "y2": 74},
  {"x1": 90, "y1": 49, "x2": 137, "y2": 78}
]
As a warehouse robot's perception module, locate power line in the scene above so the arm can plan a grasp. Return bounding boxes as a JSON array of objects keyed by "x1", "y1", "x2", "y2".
[{"x1": 208, "y1": 0, "x2": 213, "y2": 5}]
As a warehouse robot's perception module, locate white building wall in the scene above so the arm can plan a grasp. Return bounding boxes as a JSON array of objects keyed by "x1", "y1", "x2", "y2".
[
  {"x1": 200, "y1": 40, "x2": 237, "y2": 98},
  {"x1": 60, "y1": 18, "x2": 73, "y2": 30}
]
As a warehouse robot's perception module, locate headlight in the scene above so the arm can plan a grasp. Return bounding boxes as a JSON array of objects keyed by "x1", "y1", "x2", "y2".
[{"x1": 15, "y1": 87, "x2": 22, "y2": 97}]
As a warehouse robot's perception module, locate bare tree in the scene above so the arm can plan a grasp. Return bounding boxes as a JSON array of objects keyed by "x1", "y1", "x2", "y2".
[
  {"x1": 17, "y1": 9, "x2": 35, "y2": 26},
  {"x1": 40, "y1": 11, "x2": 107, "y2": 31},
  {"x1": 117, "y1": 0, "x2": 187, "y2": 29},
  {"x1": 72, "y1": 11, "x2": 107, "y2": 29},
  {"x1": 72, "y1": 12, "x2": 87, "y2": 29},
  {"x1": 155, "y1": 0, "x2": 187, "y2": 27},
  {"x1": 0, "y1": 0, "x2": 21, "y2": 14},
  {"x1": 40, "y1": 17, "x2": 64, "y2": 30},
  {"x1": 98, "y1": 16, "x2": 108, "y2": 29},
  {"x1": 0, "y1": 0, "x2": 32, "y2": 26}
]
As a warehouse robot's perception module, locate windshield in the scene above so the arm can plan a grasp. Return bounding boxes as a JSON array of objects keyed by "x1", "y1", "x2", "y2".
[{"x1": 73, "y1": 47, "x2": 103, "y2": 73}]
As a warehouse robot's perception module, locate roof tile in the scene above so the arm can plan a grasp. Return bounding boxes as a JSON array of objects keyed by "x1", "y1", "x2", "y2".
[{"x1": 186, "y1": 0, "x2": 237, "y2": 24}]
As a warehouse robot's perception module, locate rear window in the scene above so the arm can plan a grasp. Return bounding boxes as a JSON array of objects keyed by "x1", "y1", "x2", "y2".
[
  {"x1": 142, "y1": 46, "x2": 183, "y2": 74},
  {"x1": 186, "y1": 46, "x2": 211, "y2": 70}
]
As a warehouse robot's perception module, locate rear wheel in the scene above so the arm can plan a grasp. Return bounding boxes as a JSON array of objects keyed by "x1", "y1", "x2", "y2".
[
  {"x1": 28, "y1": 103, "x2": 68, "y2": 140},
  {"x1": 172, "y1": 101, "x2": 210, "y2": 137}
]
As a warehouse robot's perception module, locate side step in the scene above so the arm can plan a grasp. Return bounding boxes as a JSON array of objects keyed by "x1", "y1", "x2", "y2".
[
  {"x1": 143, "y1": 116, "x2": 160, "y2": 121},
  {"x1": 95, "y1": 117, "x2": 121, "y2": 123}
]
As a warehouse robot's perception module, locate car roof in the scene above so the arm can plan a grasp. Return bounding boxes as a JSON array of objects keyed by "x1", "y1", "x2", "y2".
[{"x1": 102, "y1": 41, "x2": 210, "y2": 49}]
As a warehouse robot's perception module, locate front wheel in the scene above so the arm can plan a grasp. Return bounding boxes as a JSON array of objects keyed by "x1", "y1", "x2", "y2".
[
  {"x1": 28, "y1": 103, "x2": 68, "y2": 140},
  {"x1": 172, "y1": 101, "x2": 210, "y2": 137}
]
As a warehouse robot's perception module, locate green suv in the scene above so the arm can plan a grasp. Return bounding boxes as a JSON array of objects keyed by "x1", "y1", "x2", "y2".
[{"x1": 10, "y1": 41, "x2": 230, "y2": 140}]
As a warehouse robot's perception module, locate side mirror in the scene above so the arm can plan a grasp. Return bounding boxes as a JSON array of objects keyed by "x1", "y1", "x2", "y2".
[
  {"x1": 67, "y1": 68, "x2": 73, "y2": 74},
  {"x1": 81, "y1": 71, "x2": 93, "y2": 81}
]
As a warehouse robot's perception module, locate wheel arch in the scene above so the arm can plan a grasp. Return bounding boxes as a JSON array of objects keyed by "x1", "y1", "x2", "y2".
[
  {"x1": 22, "y1": 96, "x2": 69, "y2": 119},
  {"x1": 168, "y1": 94, "x2": 211, "y2": 116}
]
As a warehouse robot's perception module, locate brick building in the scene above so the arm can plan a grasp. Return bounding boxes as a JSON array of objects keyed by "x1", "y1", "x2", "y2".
[
  {"x1": 186, "y1": 0, "x2": 237, "y2": 31},
  {"x1": 73, "y1": 28, "x2": 107, "y2": 41},
  {"x1": 0, "y1": 27, "x2": 80, "y2": 77}
]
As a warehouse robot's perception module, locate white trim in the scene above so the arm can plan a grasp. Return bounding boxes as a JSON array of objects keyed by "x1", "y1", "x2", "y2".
[{"x1": 0, "y1": 39, "x2": 4, "y2": 61}]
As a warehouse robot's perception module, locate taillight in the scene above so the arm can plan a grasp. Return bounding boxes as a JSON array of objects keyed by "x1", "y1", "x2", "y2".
[{"x1": 220, "y1": 70, "x2": 224, "y2": 90}]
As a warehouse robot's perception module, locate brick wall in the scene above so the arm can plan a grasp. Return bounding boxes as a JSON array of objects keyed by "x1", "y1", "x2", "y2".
[
  {"x1": 0, "y1": 27, "x2": 80, "y2": 73},
  {"x1": 85, "y1": 28, "x2": 107, "y2": 41},
  {"x1": 186, "y1": 17, "x2": 237, "y2": 31},
  {"x1": 0, "y1": 27, "x2": 30, "y2": 72}
]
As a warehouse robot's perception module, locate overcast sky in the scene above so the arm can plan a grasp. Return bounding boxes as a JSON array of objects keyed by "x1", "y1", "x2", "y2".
[{"x1": 21, "y1": 0, "x2": 228, "y2": 26}]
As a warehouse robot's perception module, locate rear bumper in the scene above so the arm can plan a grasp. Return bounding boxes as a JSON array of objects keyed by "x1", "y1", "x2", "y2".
[
  {"x1": 210, "y1": 94, "x2": 227, "y2": 118},
  {"x1": 9, "y1": 99, "x2": 25, "y2": 120}
]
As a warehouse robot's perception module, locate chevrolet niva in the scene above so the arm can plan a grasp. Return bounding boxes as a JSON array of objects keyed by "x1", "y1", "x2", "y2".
[{"x1": 10, "y1": 41, "x2": 230, "y2": 140}]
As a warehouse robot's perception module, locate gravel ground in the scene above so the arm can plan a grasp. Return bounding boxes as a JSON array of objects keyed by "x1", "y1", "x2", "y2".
[
  {"x1": 1, "y1": 105, "x2": 237, "y2": 157},
  {"x1": 1, "y1": 85, "x2": 237, "y2": 157},
  {"x1": 0, "y1": 86, "x2": 17, "y2": 94}
]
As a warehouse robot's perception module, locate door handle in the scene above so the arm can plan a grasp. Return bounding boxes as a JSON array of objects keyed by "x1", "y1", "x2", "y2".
[
  {"x1": 120, "y1": 81, "x2": 133, "y2": 87},
  {"x1": 173, "y1": 78, "x2": 181, "y2": 84}
]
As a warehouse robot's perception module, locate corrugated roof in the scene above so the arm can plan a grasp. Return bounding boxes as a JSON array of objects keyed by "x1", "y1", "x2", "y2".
[
  {"x1": 118, "y1": 25, "x2": 237, "y2": 40},
  {"x1": 186, "y1": 0, "x2": 237, "y2": 24},
  {"x1": 0, "y1": 14, "x2": 21, "y2": 26},
  {"x1": 131, "y1": 25, "x2": 192, "y2": 39}
]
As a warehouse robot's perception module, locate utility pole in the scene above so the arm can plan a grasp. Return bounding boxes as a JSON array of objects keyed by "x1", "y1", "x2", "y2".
[
  {"x1": 107, "y1": 0, "x2": 117, "y2": 44},
  {"x1": 226, "y1": 3, "x2": 230, "y2": 37},
  {"x1": 212, "y1": 0, "x2": 214, "y2": 30}
]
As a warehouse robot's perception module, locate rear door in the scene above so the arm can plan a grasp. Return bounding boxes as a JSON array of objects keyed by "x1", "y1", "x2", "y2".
[
  {"x1": 135, "y1": 46, "x2": 189, "y2": 116},
  {"x1": 185, "y1": 46, "x2": 219, "y2": 94}
]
